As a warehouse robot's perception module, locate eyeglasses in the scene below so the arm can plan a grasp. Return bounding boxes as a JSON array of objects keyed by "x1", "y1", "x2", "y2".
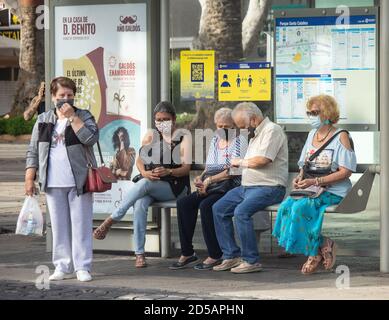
[{"x1": 306, "y1": 110, "x2": 321, "y2": 117}]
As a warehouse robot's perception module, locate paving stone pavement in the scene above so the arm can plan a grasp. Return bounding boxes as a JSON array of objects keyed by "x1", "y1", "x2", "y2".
[{"x1": 0, "y1": 280, "x2": 245, "y2": 300}]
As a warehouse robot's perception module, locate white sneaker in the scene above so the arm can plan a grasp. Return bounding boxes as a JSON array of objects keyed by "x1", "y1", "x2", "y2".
[
  {"x1": 76, "y1": 270, "x2": 92, "y2": 282},
  {"x1": 49, "y1": 271, "x2": 75, "y2": 281}
]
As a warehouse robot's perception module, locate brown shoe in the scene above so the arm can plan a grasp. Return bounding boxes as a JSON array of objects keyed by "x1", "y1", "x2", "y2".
[
  {"x1": 230, "y1": 261, "x2": 263, "y2": 274},
  {"x1": 212, "y1": 258, "x2": 241, "y2": 271},
  {"x1": 93, "y1": 217, "x2": 114, "y2": 240},
  {"x1": 135, "y1": 254, "x2": 147, "y2": 268}
]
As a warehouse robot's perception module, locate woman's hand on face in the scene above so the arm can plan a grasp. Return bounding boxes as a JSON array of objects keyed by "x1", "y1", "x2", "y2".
[
  {"x1": 25, "y1": 180, "x2": 36, "y2": 196},
  {"x1": 297, "y1": 178, "x2": 316, "y2": 189},
  {"x1": 59, "y1": 103, "x2": 75, "y2": 118},
  {"x1": 152, "y1": 166, "x2": 169, "y2": 177},
  {"x1": 142, "y1": 170, "x2": 160, "y2": 181}
]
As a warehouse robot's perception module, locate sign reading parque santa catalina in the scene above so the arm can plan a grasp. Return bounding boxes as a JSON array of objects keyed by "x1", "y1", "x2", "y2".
[
  {"x1": 218, "y1": 62, "x2": 272, "y2": 102},
  {"x1": 275, "y1": 13, "x2": 377, "y2": 126},
  {"x1": 54, "y1": 3, "x2": 148, "y2": 218}
]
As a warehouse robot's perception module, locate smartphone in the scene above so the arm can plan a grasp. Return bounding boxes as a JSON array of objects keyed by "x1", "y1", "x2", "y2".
[{"x1": 228, "y1": 166, "x2": 242, "y2": 176}]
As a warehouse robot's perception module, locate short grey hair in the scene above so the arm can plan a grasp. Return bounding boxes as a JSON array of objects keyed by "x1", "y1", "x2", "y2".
[
  {"x1": 214, "y1": 107, "x2": 233, "y2": 124},
  {"x1": 231, "y1": 102, "x2": 263, "y2": 122}
]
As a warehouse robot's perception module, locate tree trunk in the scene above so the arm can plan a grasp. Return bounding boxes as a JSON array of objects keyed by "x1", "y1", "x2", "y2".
[
  {"x1": 190, "y1": 0, "x2": 243, "y2": 130},
  {"x1": 9, "y1": 0, "x2": 44, "y2": 116},
  {"x1": 190, "y1": 0, "x2": 271, "y2": 129},
  {"x1": 242, "y1": 0, "x2": 272, "y2": 58}
]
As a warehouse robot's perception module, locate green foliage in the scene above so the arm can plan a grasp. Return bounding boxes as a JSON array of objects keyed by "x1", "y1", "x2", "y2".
[
  {"x1": 170, "y1": 58, "x2": 196, "y2": 115},
  {"x1": 170, "y1": 59, "x2": 181, "y2": 111},
  {"x1": 0, "y1": 116, "x2": 36, "y2": 136},
  {"x1": 176, "y1": 112, "x2": 195, "y2": 127}
]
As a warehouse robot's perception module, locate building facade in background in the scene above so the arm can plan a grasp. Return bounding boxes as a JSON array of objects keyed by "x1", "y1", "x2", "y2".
[{"x1": 0, "y1": 0, "x2": 20, "y2": 115}]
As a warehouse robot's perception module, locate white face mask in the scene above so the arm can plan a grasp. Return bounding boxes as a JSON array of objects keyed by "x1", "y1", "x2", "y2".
[
  {"x1": 310, "y1": 116, "x2": 323, "y2": 129},
  {"x1": 155, "y1": 120, "x2": 172, "y2": 135}
]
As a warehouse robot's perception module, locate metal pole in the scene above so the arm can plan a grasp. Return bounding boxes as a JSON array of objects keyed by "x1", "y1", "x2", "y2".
[
  {"x1": 160, "y1": 208, "x2": 172, "y2": 258},
  {"x1": 160, "y1": 0, "x2": 170, "y2": 101},
  {"x1": 159, "y1": 0, "x2": 171, "y2": 258},
  {"x1": 380, "y1": 0, "x2": 389, "y2": 273}
]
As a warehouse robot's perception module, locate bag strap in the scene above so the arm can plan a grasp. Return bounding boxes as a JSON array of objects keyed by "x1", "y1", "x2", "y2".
[
  {"x1": 308, "y1": 129, "x2": 349, "y2": 162},
  {"x1": 96, "y1": 141, "x2": 105, "y2": 165},
  {"x1": 84, "y1": 141, "x2": 104, "y2": 167}
]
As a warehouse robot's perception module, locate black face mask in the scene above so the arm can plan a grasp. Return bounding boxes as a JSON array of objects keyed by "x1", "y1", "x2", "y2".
[
  {"x1": 215, "y1": 128, "x2": 236, "y2": 141},
  {"x1": 55, "y1": 98, "x2": 74, "y2": 109},
  {"x1": 248, "y1": 126, "x2": 256, "y2": 141}
]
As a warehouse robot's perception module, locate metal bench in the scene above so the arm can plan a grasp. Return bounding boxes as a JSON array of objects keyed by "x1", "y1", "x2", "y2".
[{"x1": 152, "y1": 167, "x2": 378, "y2": 258}]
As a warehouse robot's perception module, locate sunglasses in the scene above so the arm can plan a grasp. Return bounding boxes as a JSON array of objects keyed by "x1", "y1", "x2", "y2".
[{"x1": 306, "y1": 110, "x2": 321, "y2": 117}]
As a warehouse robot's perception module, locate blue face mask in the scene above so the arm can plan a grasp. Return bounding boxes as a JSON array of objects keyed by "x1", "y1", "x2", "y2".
[{"x1": 310, "y1": 116, "x2": 323, "y2": 129}]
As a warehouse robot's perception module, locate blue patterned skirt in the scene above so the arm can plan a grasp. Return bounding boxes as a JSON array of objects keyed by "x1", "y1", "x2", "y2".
[{"x1": 272, "y1": 192, "x2": 343, "y2": 257}]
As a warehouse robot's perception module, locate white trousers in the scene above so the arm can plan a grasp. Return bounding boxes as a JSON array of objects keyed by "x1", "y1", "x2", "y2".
[{"x1": 46, "y1": 187, "x2": 93, "y2": 273}]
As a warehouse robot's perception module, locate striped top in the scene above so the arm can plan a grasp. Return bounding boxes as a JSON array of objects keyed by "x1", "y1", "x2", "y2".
[{"x1": 206, "y1": 135, "x2": 248, "y2": 185}]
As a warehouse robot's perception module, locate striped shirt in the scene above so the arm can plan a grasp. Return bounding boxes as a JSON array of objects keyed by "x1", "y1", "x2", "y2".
[{"x1": 206, "y1": 135, "x2": 248, "y2": 184}]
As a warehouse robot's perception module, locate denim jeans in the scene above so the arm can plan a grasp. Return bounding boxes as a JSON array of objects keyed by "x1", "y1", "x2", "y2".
[
  {"x1": 111, "y1": 178, "x2": 187, "y2": 254},
  {"x1": 213, "y1": 185, "x2": 286, "y2": 264}
]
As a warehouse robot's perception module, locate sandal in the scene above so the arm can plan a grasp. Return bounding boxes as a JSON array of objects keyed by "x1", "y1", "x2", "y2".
[
  {"x1": 301, "y1": 255, "x2": 322, "y2": 275},
  {"x1": 135, "y1": 254, "x2": 147, "y2": 268},
  {"x1": 93, "y1": 217, "x2": 114, "y2": 240},
  {"x1": 320, "y1": 237, "x2": 338, "y2": 270}
]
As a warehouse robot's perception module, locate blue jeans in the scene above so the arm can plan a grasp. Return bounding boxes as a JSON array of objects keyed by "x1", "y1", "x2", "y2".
[
  {"x1": 213, "y1": 185, "x2": 286, "y2": 264},
  {"x1": 111, "y1": 178, "x2": 186, "y2": 254}
]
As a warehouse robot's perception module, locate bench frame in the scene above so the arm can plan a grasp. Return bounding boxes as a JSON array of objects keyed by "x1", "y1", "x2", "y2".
[{"x1": 152, "y1": 168, "x2": 377, "y2": 258}]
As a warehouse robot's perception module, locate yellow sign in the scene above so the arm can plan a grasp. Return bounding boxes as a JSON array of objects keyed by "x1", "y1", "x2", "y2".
[
  {"x1": 11, "y1": 14, "x2": 20, "y2": 25},
  {"x1": 218, "y1": 62, "x2": 272, "y2": 101},
  {"x1": 0, "y1": 29, "x2": 20, "y2": 40},
  {"x1": 180, "y1": 50, "x2": 215, "y2": 101}
]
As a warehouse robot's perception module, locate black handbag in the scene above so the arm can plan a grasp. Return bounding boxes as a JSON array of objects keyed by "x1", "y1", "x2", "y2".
[{"x1": 201, "y1": 169, "x2": 237, "y2": 195}]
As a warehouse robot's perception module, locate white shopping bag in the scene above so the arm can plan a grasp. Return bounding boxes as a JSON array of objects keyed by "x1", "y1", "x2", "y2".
[{"x1": 15, "y1": 196, "x2": 44, "y2": 236}]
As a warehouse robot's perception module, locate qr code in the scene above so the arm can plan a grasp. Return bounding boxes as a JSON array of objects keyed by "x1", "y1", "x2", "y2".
[{"x1": 191, "y1": 63, "x2": 204, "y2": 82}]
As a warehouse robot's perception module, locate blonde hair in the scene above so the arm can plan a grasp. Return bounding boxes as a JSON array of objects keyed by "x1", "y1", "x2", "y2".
[{"x1": 306, "y1": 95, "x2": 340, "y2": 124}]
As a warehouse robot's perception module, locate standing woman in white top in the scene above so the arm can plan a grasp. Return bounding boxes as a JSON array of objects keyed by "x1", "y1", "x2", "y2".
[{"x1": 25, "y1": 77, "x2": 99, "y2": 282}]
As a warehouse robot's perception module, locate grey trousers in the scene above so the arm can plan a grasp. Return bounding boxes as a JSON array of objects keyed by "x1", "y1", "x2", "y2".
[{"x1": 46, "y1": 187, "x2": 93, "y2": 273}]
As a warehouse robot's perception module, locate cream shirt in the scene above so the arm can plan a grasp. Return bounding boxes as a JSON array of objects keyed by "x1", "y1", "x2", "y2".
[{"x1": 242, "y1": 117, "x2": 288, "y2": 187}]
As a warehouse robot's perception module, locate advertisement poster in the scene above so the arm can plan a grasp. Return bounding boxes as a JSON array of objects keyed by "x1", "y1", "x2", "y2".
[
  {"x1": 218, "y1": 62, "x2": 272, "y2": 102},
  {"x1": 54, "y1": 3, "x2": 148, "y2": 217},
  {"x1": 180, "y1": 50, "x2": 215, "y2": 101}
]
